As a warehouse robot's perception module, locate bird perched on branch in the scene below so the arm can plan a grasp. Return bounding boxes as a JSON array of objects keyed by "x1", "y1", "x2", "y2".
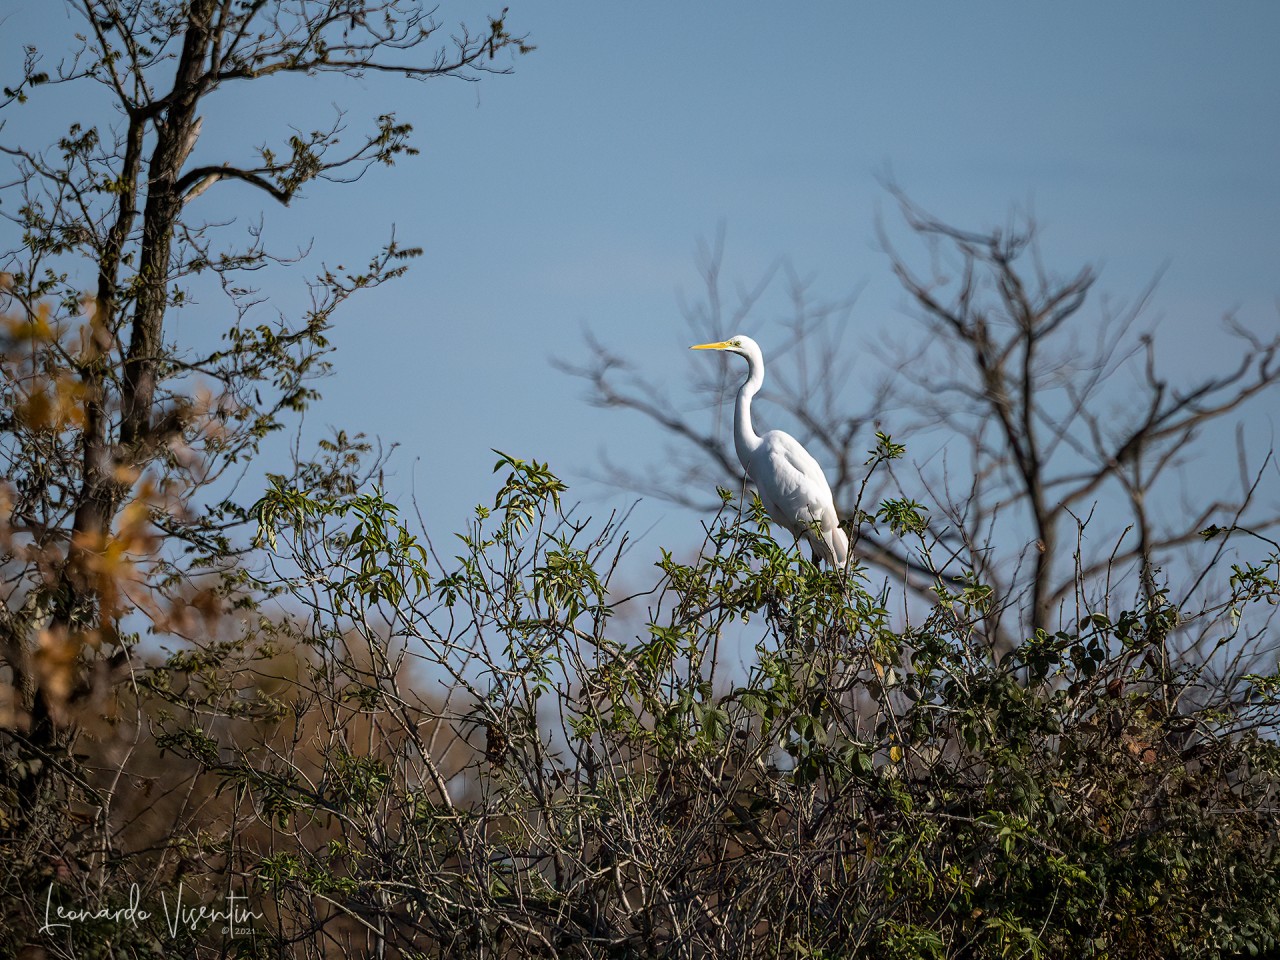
[{"x1": 691, "y1": 335, "x2": 849, "y2": 569}]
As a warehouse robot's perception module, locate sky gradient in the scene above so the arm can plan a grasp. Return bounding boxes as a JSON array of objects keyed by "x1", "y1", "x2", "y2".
[{"x1": 3, "y1": 2, "x2": 1278, "y2": 559}]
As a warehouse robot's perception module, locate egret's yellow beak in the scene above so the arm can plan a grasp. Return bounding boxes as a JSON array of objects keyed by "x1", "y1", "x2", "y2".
[{"x1": 689, "y1": 341, "x2": 730, "y2": 351}]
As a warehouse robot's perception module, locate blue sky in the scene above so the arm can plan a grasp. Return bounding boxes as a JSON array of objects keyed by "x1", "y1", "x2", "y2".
[{"x1": 3, "y1": 2, "x2": 1279, "y2": 560}]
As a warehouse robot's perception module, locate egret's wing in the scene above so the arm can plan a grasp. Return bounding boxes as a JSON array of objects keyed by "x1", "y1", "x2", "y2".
[{"x1": 751, "y1": 431, "x2": 839, "y2": 533}]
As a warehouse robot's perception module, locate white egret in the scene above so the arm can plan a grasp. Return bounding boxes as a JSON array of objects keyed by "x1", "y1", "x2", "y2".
[{"x1": 691, "y1": 335, "x2": 849, "y2": 569}]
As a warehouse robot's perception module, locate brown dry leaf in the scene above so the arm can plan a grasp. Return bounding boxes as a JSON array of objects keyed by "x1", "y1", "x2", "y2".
[
  {"x1": 190, "y1": 586, "x2": 224, "y2": 625},
  {"x1": 76, "y1": 296, "x2": 114, "y2": 362},
  {"x1": 15, "y1": 389, "x2": 53, "y2": 430},
  {"x1": 15, "y1": 374, "x2": 89, "y2": 431},
  {"x1": 3, "y1": 302, "x2": 54, "y2": 343},
  {"x1": 0, "y1": 681, "x2": 26, "y2": 731},
  {"x1": 34, "y1": 627, "x2": 82, "y2": 719},
  {"x1": 0, "y1": 481, "x2": 14, "y2": 552},
  {"x1": 71, "y1": 485, "x2": 160, "y2": 624}
]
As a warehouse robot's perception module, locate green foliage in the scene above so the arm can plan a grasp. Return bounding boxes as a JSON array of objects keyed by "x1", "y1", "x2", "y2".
[
  {"x1": 490, "y1": 449, "x2": 567, "y2": 537},
  {"x1": 195, "y1": 458, "x2": 1280, "y2": 958},
  {"x1": 11, "y1": 440, "x2": 1278, "y2": 957},
  {"x1": 876, "y1": 497, "x2": 929, "y2": 537}
]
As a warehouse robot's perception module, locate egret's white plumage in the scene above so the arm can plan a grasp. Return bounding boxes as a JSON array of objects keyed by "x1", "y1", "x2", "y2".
[{"x1": 691, "y1": 335, "x2": 849, "y2": 569}]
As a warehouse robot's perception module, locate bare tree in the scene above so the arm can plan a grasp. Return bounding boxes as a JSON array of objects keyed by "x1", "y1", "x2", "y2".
[{"x1": 561, "y1": 197, "x2": 1280, "y2": 654}]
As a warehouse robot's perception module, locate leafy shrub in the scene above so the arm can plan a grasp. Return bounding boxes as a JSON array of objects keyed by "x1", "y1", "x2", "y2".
[{"x1": 123, "y1": 452, "x2": 1276, "y2": 959}]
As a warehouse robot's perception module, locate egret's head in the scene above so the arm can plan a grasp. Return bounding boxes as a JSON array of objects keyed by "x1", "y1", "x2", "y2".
[{"x1": 689, "y1": 334, "x2": 760, "y2": 359}]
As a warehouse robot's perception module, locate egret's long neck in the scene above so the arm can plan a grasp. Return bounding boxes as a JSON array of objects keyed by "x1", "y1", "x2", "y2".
[{"x1": 734, "y1": 352, "x2": 764, "y2": 465}]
